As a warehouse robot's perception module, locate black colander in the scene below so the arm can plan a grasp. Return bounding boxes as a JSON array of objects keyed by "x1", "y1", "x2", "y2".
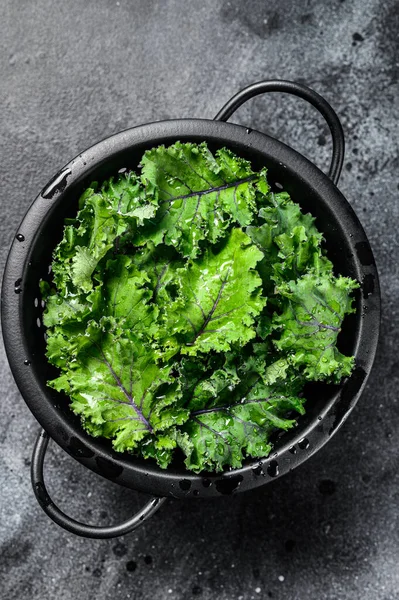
[{"x1": 1, "y1": 80, "x2": 380, "y2": 539}]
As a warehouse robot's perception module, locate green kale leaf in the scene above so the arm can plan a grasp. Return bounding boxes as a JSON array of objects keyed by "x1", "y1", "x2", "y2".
[
  {"x1": 272, "y1": 273, "x2": 359, "y2": 381},
  {"x1": 158, "y1": 228, "x2": 266, "y2": 356},
  {"x1": 134, "y1": 142, "x2": 268, "y2": 258},
  {"x1": 177, "y1": 375, "x2": 305, "y2": 473},
  {"x1": 49, "y1": 318, "x2": 188, "y2": 452}
]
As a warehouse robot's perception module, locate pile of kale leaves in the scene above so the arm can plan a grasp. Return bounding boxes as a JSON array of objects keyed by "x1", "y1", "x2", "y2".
[{"x1": 42, "y1": 142, "x2": 357, "y2": 473}]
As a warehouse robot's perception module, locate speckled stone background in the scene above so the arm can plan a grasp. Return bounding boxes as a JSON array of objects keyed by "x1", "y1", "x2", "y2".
[{"x1": 1, "y1": 0, "x2": 398, "y2": 598}]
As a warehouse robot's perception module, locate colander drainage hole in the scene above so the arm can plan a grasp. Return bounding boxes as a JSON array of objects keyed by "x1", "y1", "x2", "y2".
[
  {"x1": 298, "y1": 438, "x2": 310, "y2": 450},
  {"x1": 14, "y1": 278, "x2": 22, "y2": 294},
  {"x1": 267, "y1": 460, "x2": 279, "y2": 477},
  {"x1": 252, "y1": 463, "x2": 265, "y2": 477}
]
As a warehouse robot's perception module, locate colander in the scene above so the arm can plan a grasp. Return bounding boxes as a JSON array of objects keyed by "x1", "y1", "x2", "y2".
[{"x1": 1, "y1": 80, "x2": 380, "y2": 539}]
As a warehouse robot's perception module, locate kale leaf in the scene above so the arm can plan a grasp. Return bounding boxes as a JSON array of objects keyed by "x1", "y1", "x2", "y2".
[
  {"x1": 157, "y1": 228, "x2": 266, "y2": 357},
  {"x1": 133, "y1": 142, "x2": 268, "y2": 258}
]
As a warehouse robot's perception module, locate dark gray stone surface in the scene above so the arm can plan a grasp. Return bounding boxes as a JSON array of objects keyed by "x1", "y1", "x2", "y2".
[{"x1": 0, "y1": 0, "x2": 398, "y2": 598}]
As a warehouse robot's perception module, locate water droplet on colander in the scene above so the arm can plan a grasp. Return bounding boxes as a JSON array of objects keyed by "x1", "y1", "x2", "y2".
[
  {"x1": 202, "y1": 478, "x2": 212, "y2": 488},
  {"x1": 16, "y1": 233, "x2": 25, "y2": 242},
  {"x1": 298, "y1": 438, "x2": 310, "y2": 450},
  {"x1": 246, "y1": 128, "x2": 252, "y2": 134},
  {"x1": 267, "y1": 460, "x2": 279, "y2": 477},
  {"x1": 288, "y1": 445, "x2": 297, "y2": 454},
  {"x1": 14, "y1": 278, "x2": 22, "y2": 294},
  {"x1": 41, "y1": 167, "x2": 72, "y2": 199},
  {"x1": 24, "y1": 359, "x2": 31, "y2": 366}
]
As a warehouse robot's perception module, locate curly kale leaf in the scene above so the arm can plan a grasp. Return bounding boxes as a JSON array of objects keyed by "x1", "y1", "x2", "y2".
[
  {"x1": 51, "y1": 173, "x2": 156, "y2": 294},
  {"x1": 176, "y1": 370, "x2": 305, "y2": 473},
  {"x1": 170, "y1": 345, "x2": 304, "y2": 473},
  {"x1": 272, "y1": 273, "x2": 359, "y2": 381},
  {"x1": 247, "y1": 191, "x2": 333, "y2": 291},
  {"x1": 49, "y1": 319, "x2": 188, "y2": 452},
  {"x1": 43, "y1": 253, "x2": 159, "y2": 368},
  {"x1": 103, "y1": 255, "x2": 159, "y2": 334},
  {"x1": 127, "y1": 242, "x2": 184, "y2": 305},
  {"x1": 134, "y1": 142, "x2": 269, "y2": 258},
  {"x1": 158, "y1": 228, "x2": 266, "y2": 356}
]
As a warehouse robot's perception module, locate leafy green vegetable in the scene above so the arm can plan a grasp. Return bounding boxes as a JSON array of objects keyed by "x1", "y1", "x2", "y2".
[
  {"x1": 157, "y1": 228, "x2": 266, "y2": 357},
  {"x1": 272, "y1": 273, "x2": 358, "y2": 381},
  {"x1": 134, "y1": 142, "x2": 268, "y2": 258},
  {"x1": 50, "y1": 318, "x2": 188, "y2": 452},
  {"x1": 177, "y1": 361, "x2": 305, "y2": 472},
  {"x1": 246, "y1": 191, "x2": 333, "y2": 291},
  {"x1": 51, "y1": 173, "x2": 156, "y2": 295},
  {"x1": 42, "y1": 142, "x2": 358, "y2": 473}
]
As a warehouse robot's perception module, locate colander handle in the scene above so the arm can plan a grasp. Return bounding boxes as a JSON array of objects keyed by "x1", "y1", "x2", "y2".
[
  {"x1": 31, "y1": 429, "x2": 167, "y2": 539},
  {"x1": 214, "y1": 79, "x2": 345, "y2": 186}
]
